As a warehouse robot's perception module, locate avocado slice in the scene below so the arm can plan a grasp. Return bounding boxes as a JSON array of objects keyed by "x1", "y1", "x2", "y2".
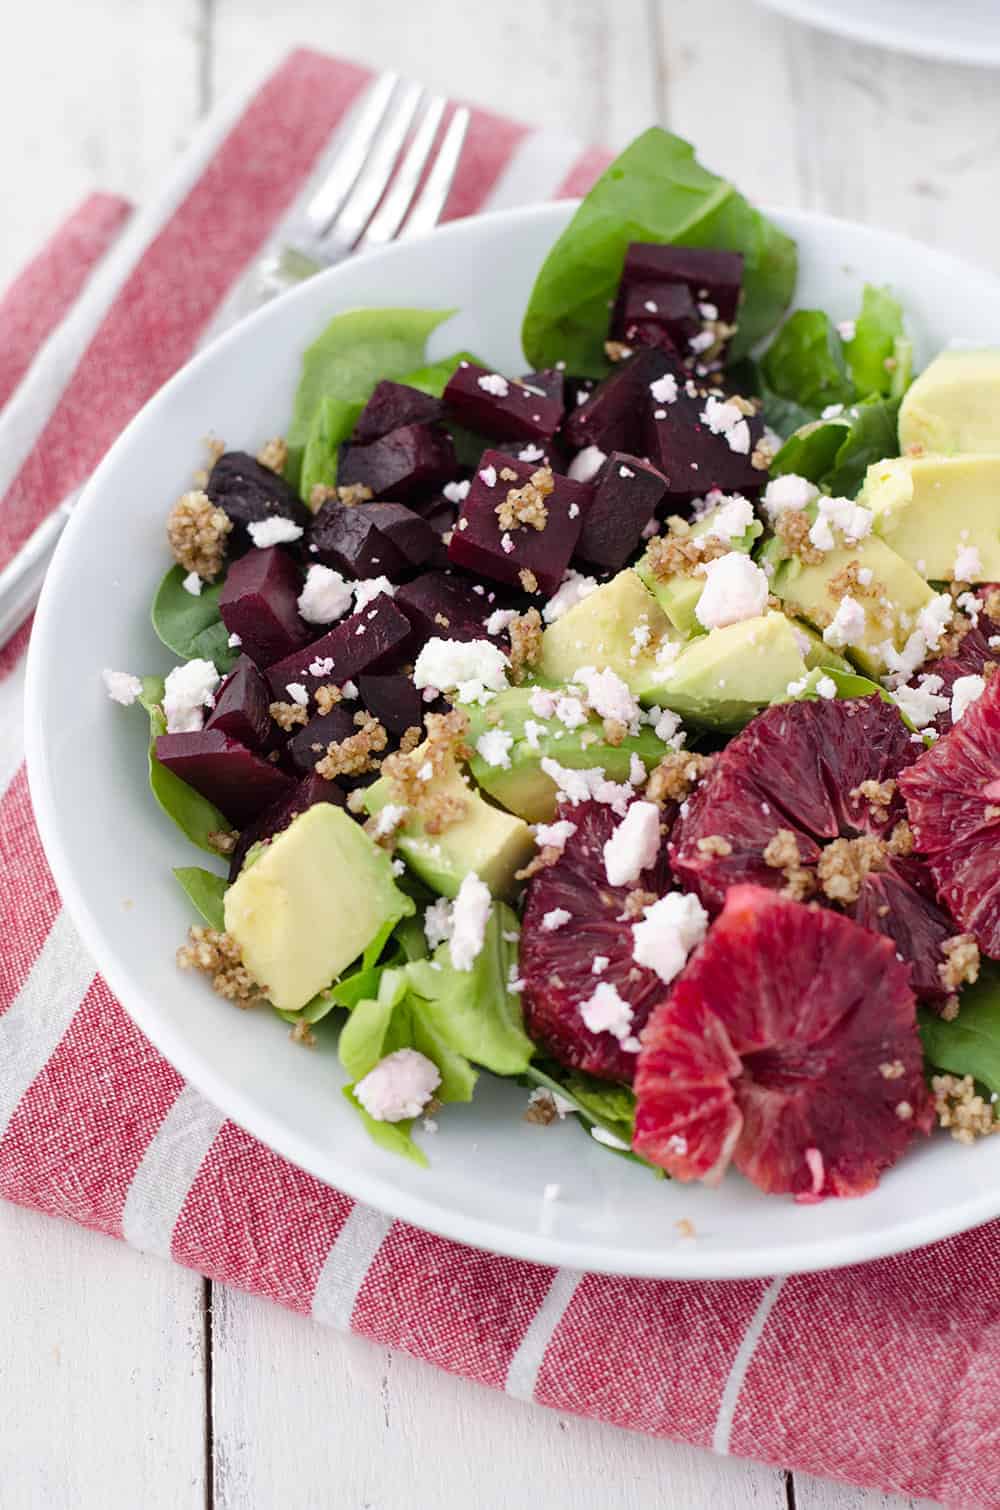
[
  {"x1": 539, "y1": 569, "x2": 680, "y2": 685},
  {"x1": 631, "y1": 610, "x2": 809, "y2": 729},
  {"x1": 364, "y1": 744, "x2": 533, "y2": 899},
  {"x1": 636, "y1": 504, "x2": 763, "y2": 638},
  {"x1": 461, "y1": 685, "x2": 675, "y2": 824},
  {"x1": 223, "y1": 804, "x2": 411, "y2": 1013},
  {"x1": 860, "y1": 453, "x2": 1000, "y2": 582},
  {"x1": 898, "y1": 348, "x2": 1000, "y2": 455}
]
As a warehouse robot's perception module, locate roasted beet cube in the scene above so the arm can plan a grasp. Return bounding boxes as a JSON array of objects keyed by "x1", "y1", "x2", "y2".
[
  {"x1": 575, "y1": 453, "x2": 667, "y2": 571},
  {"x1": 206, "y1": 451, "x2": 310, "y2": 554},
  {"x1": 352, "y1": 381, "x2": 444, "y2": 445},
  {"x1": 396, "y1": 569, "x2": 512, "y2": 647},
  {"x1": 613, "y1": 244, "x2": 744, "y2": 327},
  {"x1": 219, "y1": 547, "x2": 310, "y2": 669},
  {"x1": 337, "y1": 423, "x2": 457, "y2": 503},
  {"x1": 563, "y1": 348, "x2": 676, "y2": 454},
  {"x1": 495, "y1": 437, "x2": 569, "y2": 475},
  {"x1": 357, "y1": 673, "x2": 423, "y2": 738},
  {"x1": 611, "y1": 282, "x2": 700, "y2": 355},
  {"x1": 443, "y1": 362, "x2": 563, "y2": 443},
  {"x1": 204, "y1": 656, "x2": 272, "y2": 751},
  {"x1": 447, "y1": 450, "x2": 592, "y2": 598},
  {"x1": 308, "y1": 499, "x2": 436, "y2": 580},
  {"x1": 155, "y1": 730, "x2": 295, "y2": 828},
  {"x1": 264, "y1": 595, "x2": 412, "y2": 700},
  {"x1": 286, "y1": 706, "x2": 359, "y2": 776},
  {"x1": 643, "y1": 385, "x2": 765, "y2": 508},
  {"x1": 519, "y1": 368, "x2": 565, "y2": 408},
  {"x1": 228, "y1": 772, "x2": 345, "y2": 879}
]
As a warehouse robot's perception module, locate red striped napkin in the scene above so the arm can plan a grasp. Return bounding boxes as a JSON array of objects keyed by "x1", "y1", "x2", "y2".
[{"x1": 1, "y1": 48, "x2": 995, "y2": 1506}]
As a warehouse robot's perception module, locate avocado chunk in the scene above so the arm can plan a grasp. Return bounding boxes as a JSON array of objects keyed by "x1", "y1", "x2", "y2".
[
  {"x1": 224, "y1": 804, "x2": 411, "y2": 1013},
  {"x1": 539, "y1": 569, "x2": 680, "y2": 685},
  {"x1": 364, "y1": 744, "x2": 533, "y2": 899},
  {"x1": 860, "y1": 453, "x2": 1000, "y2": 582},
  {"x1": 461, "y1": 685, "x2": 676, "y2": 823},
  {"x1": 631, "y1": 611, "x2": 809, "y2": 729},
  {"x1": 898, "y1": 348, "x2": 1000, "y2": 454},
  {"x1": 770, "y1": 528, "x2": 935, "y2": 678},
  {"x1": 636, "y1": 501, "x2": 763, "y2": 638}
]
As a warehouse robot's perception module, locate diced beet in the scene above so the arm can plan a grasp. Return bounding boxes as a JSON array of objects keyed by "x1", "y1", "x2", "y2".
[
  {"x1": 396, "y1": 570, "x2": 512, "y2": 647},
  {"x1": 219, "y1": 547, "x2": 310, "y2": 668},
  {"x1": 352, "y1": 381, "x2": 444, "y2": 445},
  {"x1": 564, "y1": 376, "x2": 596, "y2": 411},
  {"x1": 563, "y1": 348, "x2": 676, "y2": 453},
  {"x1": 155, "y1": 730, "x2": 295, "y2": 828},
  {"x1": 519, "y1": 368, "x2": 566, "y2": 408},
  {"x1": 443, "y1": 362, "x2": 563, "y2": 443},
  {"x1": 358, "y1": 673, "x2": 423, "y2": 737},
  {"x1": 447, "y1": 449, "x2": 593, "y2": 598},
  {"x1": 613, "y1": 244, "x2": 744, "y2": 327},
  {"x1": 642, "y1": 384, "x2": 764, "y2": 508},
  {"x1": 308, "y1": 499, "x2": 437, "y2": 580},
  {"x1": 228, "y1": 772, "x2": 345, "y2": 880},
  {"x1": 204, "y1": 656, "x2": 272, "y2": 751},
  {"x1": 610, "y1": 282, "x2": 700, "y2": 355},
  {"x1": 287, "y1": 706, "x2": 359, "y2": 776},
  {"x1": 495, "y1": 437, "x2": 569, "y2": 476},
  {"x1": 264, "y1": 595, "x2": 412, "y2": 699},
  {"x1": 337, "y1": 423, "x2": 456, "y2": 503},
  {"x1": 206, "y1": 451, "x2": 310, "y2": 554},
  {"x1": 575, "y1": 452, "x2": 668, "y2": 571}
]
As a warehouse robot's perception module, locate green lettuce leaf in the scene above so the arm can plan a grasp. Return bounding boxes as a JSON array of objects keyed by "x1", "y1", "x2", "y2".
[
  {"x1": 521, "y1": 126, "x2": 797, "y2": 375},
  {"x1": 770, "y1": 394, "x2": 901, "y2": 498},
  {"x1": 138, "y1": 677, "x2": 231, "y2": 855},
  {"x1": 173, "y1": 866, "x2": 227, "y2": 929},
  {"x1": 761, "y1": 310, "x2": 853, "y2": 414},
  {"x1": 342, "y1": 1084, "x2": 427, "y2": 1168},
  {"x1": 402, "y1": 349, "x2": 483, "y2": 398},
  {"x1": 919, "y1": 965, "x2": 1000, "y2": 1098},
  {"x1": 151, "y1": 566, "x2": 238, "y2": 674},
  {"x1": 844, "y1": 284, "x2": 904, "y2": 398},
  {"x1": 299, "y1": 396, "x2": 365, "y2": 505}
]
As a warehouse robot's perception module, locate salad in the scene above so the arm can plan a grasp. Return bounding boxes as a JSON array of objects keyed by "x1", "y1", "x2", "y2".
[{"x1": 105, "y1": 127, "x2": 1000, "y2": 1198}]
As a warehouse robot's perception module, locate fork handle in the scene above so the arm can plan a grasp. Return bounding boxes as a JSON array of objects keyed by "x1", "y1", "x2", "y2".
[{"x1": 0, "y1": 495, "x2": 77, "y2": 647}]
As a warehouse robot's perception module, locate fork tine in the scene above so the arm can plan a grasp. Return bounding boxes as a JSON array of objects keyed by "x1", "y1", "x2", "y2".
[
  {"x1": 400, "y1": 106, "x2": 470, "y2": 240},
  {"x1": 319, "y1": 80, "x2": 425, "y2": 259},
  {"x1": 301, "y1": 71, "x2": 400, "y2": 238},
  {"x1": 358, "y1": 95, "x2": 447, "y2": 249}
]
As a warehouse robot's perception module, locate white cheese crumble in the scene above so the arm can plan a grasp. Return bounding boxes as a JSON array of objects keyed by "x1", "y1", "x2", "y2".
[
  {"x1": 918, "y1": 594, "x2": 955, "y2": 653},
  {"x1": 518, "y1": 443, "x2": 545, "y2": 463},
  {"x1": 533, "y1": 818, "x2": 577, "y2": 854},
  {"x1": 700, "y1": 397, "x2": 748, "y2": 456},
  {"x1": 649, "y1": 373, "x2": 678, "y2": 405},
  {"x1": 353, "y1": 576, "x2": 395, "y2": 613},
  {"x1": 479, "y1": 464, "x2": 498, "y2": 488},
  {"x1": 631, "y1": 891, "x2": 709, "y2": 984},
  {"x1": 823, "y1": 595, "x2": 867, "y2": 649},
  {"x1": 579, "y1": 980, "x2": 634, "y2": 1041},
  {"x1": 423, "y1": 897, "x2": 453, "y2": 951},
  {"x1": 816, "y1": 675, "x2": 837, "y2": 700},
  {"x1": 373, "y1": 803, "x2": 408, "y2": 839},
  {"x1": 355, "y1": 1048, "x2": 440, "y2": 1123},
  {"x1": 573, "y1": 665, "x2": 641, "y2": 732},
  {"x1": 163, "y1": 658, "x2": 220, "y2": 733},
  {"x1": 442, "y1": 479, "x2": 471, "y2": 504},
  {"x1": 894, "y1": 673, "x2": 949, "y2": 728},
  {"x1": 603, "y1": 800, "x2": 661, "y2": 886},
  {"x1": 761, "y1": 473, "x2": 818, "y2": 520},
  {"x1": 694, "y1": 552, "x2": 769, "y2": 630},
  {"x1": 182, "y1": 571, "x2": 203, "y2": 596},
  {"x1": 102, "y1": 669, "x2": 143, "y2": 706},
  {"x1": 523, "y1": 718, "x2": 544, "y2": 751},
  {"x1": 227, "y1": 632, "x2": 242, "y2": 647},
  {"x1": 449, "y1": 873, "x2": 492, "y2": 972},
  {"x1": 475, "y1": 728, "x2": 514, "y2": 768},
  {"x1": 539, "y1": 758, "x2": 632, "y2": 815},
  {"x1": 541, "y1": 908, "x2": 571, "y2": 932},
  {"x1": 951, "y1": 673, "x2": 986, "y2": 723},
  {"x1": 954, "y1": 544, "x2": 983, "y2": 582},
  {"x1": 478, "y1": 372, "x2": 509, "y2": 397},
  {"x1": 500, "y1": 532, "x2": 515, "y2": 555},
  {"x1": 285, "y1": 682, "x2": 309, "y2": 707},
  {"x1": 485, "y1": 608, "x2": 518, "y2": 636},
  {"x1": 808, "y1": 495, "x2": 873, "y2": 551},
  {"x1": 308, "y1": 656, "x2": 335, "y2": 677},
  {"x1": 247, "y1": 516, "x2": 303, "y2": 548},
  {"x1": 529, "y1": 687, "x2": 558, "y2": 719},
  {"x1": 704, "y1": 493, "x2": 755, "y2": 541},
  {"x1": 592, "y1": 955, "x2": 609, "y2": 974},
  {"x1": 413, "y1": 637, "x2": 509, "y2": 705},
  {"x1": 542, "y1": 570, "x2": 599, "y2": 624},
  {"x1": 568, "y1": 445, "x2": 607, "y2": 483},
  {"x1": 653, "y1": 707, "x2": 682, "y2": 744},
  {"x1": 554, "y1": 694, "x2": 588, "y2": 730},
  {"x1": 298, "y1": 564, "x2": 353, "y2": 625}
]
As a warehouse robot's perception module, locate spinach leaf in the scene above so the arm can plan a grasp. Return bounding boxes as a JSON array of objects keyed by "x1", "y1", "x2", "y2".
[
  {"x1": 844, "y1": 284, "x2": 904, "y2": 398},
  {"x1": 138, "y1": 676, "x2": 232, "y2": 855},
  {"x1": 919, "y1": 966, "x2": 1000, "y2": 1097},
  {"x1": 342, "y1": 1085, "x2": 427, "y2": 1168},
  {"x1": 287, "y1": 307, "x2": 456, "y2": 485},
  {"x1": 173, "y1": 866, "x2": 228, "y2": 929},
  {"x1": 521, "y1": 1063, "x2": 658, "y2": 1173},
  {"x1": 151, "y1": 566, "x2": 238, "y2": 674},
  {"x1": 299, "y1": 396, "x2": 364, "y2": 506},
  {"x1": 521, "y1": 126, "x2": 797, "y2": 376},
  {"x1": 402, "y1": 349, "x2": 483, "y2": 398},
  {"x1": 770, "y1": 395, "x2": 901, "y2": 498},
  {"x1": 761, "y1": 310, "x2": 853, "y2": 413}
]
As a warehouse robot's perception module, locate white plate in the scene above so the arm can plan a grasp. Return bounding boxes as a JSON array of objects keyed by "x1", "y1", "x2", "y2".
[
  {"x1": 758, "y1": 0, "x2": 1000, "y2": 68},
  {"x1": 25, "y1": 201, "x2": 1000, "y2": 1279}
]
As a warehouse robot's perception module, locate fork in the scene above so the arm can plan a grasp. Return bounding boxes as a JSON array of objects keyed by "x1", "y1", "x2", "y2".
[{"x1": 0, "y1": 73, "x2": 470, "y2": 648}]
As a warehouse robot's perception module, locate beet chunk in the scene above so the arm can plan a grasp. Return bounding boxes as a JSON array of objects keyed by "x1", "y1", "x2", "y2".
[
  {"x1": 228, "y1": 772, "x2": 345, "y2": 879},
  {"x1": 562, "y1": 348, "x2": 674, "y2": 454},
  {"x1": 357, "y1": 673, "x2": 423, "y2": 737},
  {"x1": 519, "y1": 368, "x2": 566, "y2": 407},
  {"x1": 395, "y1": 570, "x2": 512, "y2": 647},
  {"x1": 443, "y1": 362, "x2": 563, "y2": 443},
  {"x1": 204, "y1": 656, "x2": 272, "y2": 751},
  {"x1": 610, "y1": 282, "x2": 700, "y2": 355},
  {"x1": 352, "y1": 382, "x2": 445, "y2": 445},
  {"x1": 448, "y1": 450, "x2": 592, "y2": 598},
  {"x1": 286, "y1": 706, "x2": 359, "y2": 776},
  {"x1": 264, "y1": 595, "x2": 412, "y2": 699},
  {"x1": 612, "y1": 244, "x2": 744, "y2": 328},
  {"x1": 308, "y1": 499, "x2": 436, "y2": 580},
  {"x1": 206, "y1": 451, "x2": 310, "y2": 554},
  {"x1": 155, "y1": 730, "x2": 295, "y2": 828},
  {"x1": 219, "y1": 547, "x2": 310, "y2": 668},
  {"x1": 642, "y1": 382, "x2": 765, "y2": 508},
  {"x1": 575, "y1": 453, "x2": 667, "y2": 571},
  {"x1": 337, "y1": 423, "x2": 457, "y2": 503}
]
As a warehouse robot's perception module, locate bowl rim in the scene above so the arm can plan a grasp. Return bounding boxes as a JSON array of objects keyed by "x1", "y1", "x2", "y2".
[{"x1": 25, "y1": 197, "x2": 1000, "y2": 1279}]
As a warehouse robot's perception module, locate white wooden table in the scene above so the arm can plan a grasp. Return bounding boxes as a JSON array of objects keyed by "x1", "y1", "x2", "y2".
[{"x1": 3, "y1": 2, "x2": 993, "y2": 1504}]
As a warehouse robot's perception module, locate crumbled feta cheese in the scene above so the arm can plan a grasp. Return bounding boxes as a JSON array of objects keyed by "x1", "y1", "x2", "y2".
[
  {"x1": 102, "y1": 669, "x2": 143, "y2": 706},
  {"x1": 649, "y1": 373, "x2": 678, "y2": 405},
  {"x1": 500, "y1": 532, "x2": 515, "y2": 555},
  {"x1": 811, "y1": 495, "x2": 873, "y2": 548},
  {"x1": 641, "y1": 516, "x2": 660, "y2": 539},
  {"x1": 786, "y1": 675, "x2": 809, "y2": 698},
  {"x1": 857, "y1": 567, "x2": 873, "y2": 587},
  {"x1": 341, "y1": 681, "x2": 358, "y2": 699},
  {"x1": 954, "y1": 544, "x2": 983, "y2": 582},
  {"x1": 485, "y1": 608, "x2": 518, "y2": 636},
  {"x1": 308, "y1": 656, "x2": 335, "y2": 677},
  {"x1": 568, "y1": 445, "x2": 606, "y2": 483},
  {"x1": 951, "y1": 673, "x2": 986, "y2": 723},
  {"x1": 534, "y1": 818, "x2": 577, "y2": 853},
  {"x1": 478, "y1": 372, "x2": 509, "y2": 397},
  {"x1": 554, "y1": 694, "x2": 588, "y2": 730},
  {"x1": 654, "y1": 707, "x2": 682, "y2": 743},
  {"x1": 541, "y1": 908, "x2": 571, "y2": 932},
  {"x1": 918, "y1": 593, "x2": 955, "y2": 653},
  {"x1": 695, "y1": 553, "x2": 769, "y2": 630},
  {"x1": 227, "y1": 632, "x2": 242, "y2": 648},
  {"x1": 808, "y1": 514, "x2": 836, "y2": 553},
  {"x1": 699, "y1": 301, "x2": 718, "y2": 320},
  {"x1": 579, "y1": 980, "x2": 634, "y2": 1041},
  {"x1": 761, "y1": 473, "x2": 818, "y2": 520},
  {"x1": 591, "y1": 956, "x2": 610, "y2": 975},
  {"x1": 530, "y1": 687, "x2": 558, "y2": 719},
  {"x1": 630, "y1": 621, "x2": 652, "y2": 657},
  {"x1": 704, "y1": 493, "x2": 755, "y2": 541},
  {"x1": 413, "y1": 638, "x2": 509, "y2": 705},
  {"x1": 163, "y1": 658, "x2": 220, "y2": 733},
  {"x1": 603, "y1": 800, "x2": 661, "y2": 886},
  {"x1": 182, "y1": 571, "x2": 203, "y2": 596},
  {"x1": 353, "y1": 576, "x2": 395, "y2": 613},
  {"x1": 417, "y1": 761, "x2": 433, "y2": 781},
  {"x1": 298, "y1": 564, "x2": 353, "y2": 625},
  {"x1": 700, "y1": 396, "x2": 742, "y2": 439},
  {"x1": 823, "y1": 595, "x2": 867, "y2": 649},
  {"x1": 449, "y1": 873, "x2": 492, "y2": 971},
  {"x1": 518, "y1": 443, "x2": 545, "y2": 463},
  {"x1": 574, "y1": 665, "x2": 641, "y2": 731},
  {"x1": 895, "y1": 674, "x2": 949, "y2": 728},
  {"x1": 286, "y1": 682, "x2": 309, "y2": 707},
  {"x1": 523, "y1": 718, "x2": 544, "y2": 751},
  {"x1": 442, "y1": 479, "x2": 471, "y2": 504},
  {"x1": 475, "y1": 728, "x2": 514, "y2": 768},
  {"x1": 355, "y1": 1048, "x2": 440, "y2": 1122},
  {"x1": 631, "y1": 892, "x2": 709, "y2": 984},
  {"x1": 424, "y1": 896, "x2": 453, "y2": 951},
  {"x1": 539, "y1": 758, "x2": 632, "y2": 815},
  {"x1": 688, "y1": 330, "x2": 715, "y2": 355},
  {"x1": 479, "y1": 465, "x2": 497, "y2": 488},
  {"x1": 247, "y1": 516, "x2": 303, "y2": 548},
  {"x1": 542, "y1": 570, "x2": 599, "y2": 624},
  {"x1": 372, "y1": 804, "x2": 407, "y2": 842},
  {"x1": 816, "y1": 675, "x2": 837, "y2": 700},
  {"x1": 629, "y1": 752, "x2": 647, "y2": 785}
]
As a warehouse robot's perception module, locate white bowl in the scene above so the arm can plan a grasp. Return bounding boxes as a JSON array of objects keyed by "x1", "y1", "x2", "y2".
[{"x1": 25, "y1": 201, "x2": 1000, "y2": 1280}]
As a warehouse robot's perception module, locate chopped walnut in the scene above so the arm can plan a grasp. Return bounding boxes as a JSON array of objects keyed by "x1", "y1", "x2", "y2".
[
  {"x1": 984, "y1": 587, "x2": 1000, "y2": 619},
  {"x1": 499, "y1": 466, "x2": 519, "y2": 483},
  {"x1": 346, "y1": 788, "x2": 367, "y2": 814},
  {"x1": 934, "y1": 612, "x2": 973, "y2": 658},
  {"x1": 519, "y1": 568, "x2": 540, "y2": 595},
  {"x1": 775, "y1": 508, "x2": 825, "y2": 565},
  {"x1": 604, "y1": 340, "x2": 633, "y2": 363},
  {"x1": 433, "y1": 612, "x2": 450, "y2": 628},
  {"x1": 379, "y1": 710, "x2": 471, "y2": 833},
  {"x1": 932, "y1": 1073, "x2": 1000, "y2": 1144},
  {"x1": 315, "y1": 716, "x2": 387, "y2": 780},
  {"x1": 524, "y1": 1090, "x2": 559, "y2": 1126},
  {"x1": 816, "y1": 835, "x2": 886, "y2": 904},
  {"x1": 622, "y1": 888, "x2": 657, "y2": 920},
  {"x1": 829, "y1": 561, "x2": 880, "y2": 601},
  {"x1": 850, "y1": 778, "x2": 896, "y2": 819},
  {"x1": 879, "y1": 1060, "x2": 905, "y2": 1080},
  {"x1": 399, "y1": 725, "x2": 422, "y2": 754},
  {"x1": 939, "y1": 934, "x2": 980, "y2": 993},
  {"x1": 256, "y1": 437, "x2": 288, "y2": 475},
  {"x1": 675, "y1": 1218, "x2": 697, "y2": 1239},
  {"x1": 644, "y1": 531, "x2": 728, "y2": 581},
  {"x1": 290, "y1": 1019, "x2": 317, "y2": 1047},
  {"x1": 516, "y1": 845, "x2": 564, "y2": 881},
  {"x1": 176, "y1": 926, "x2": 262, "y2": 1005},
  {"x1": 310, "y1": 483, "x2": 337, "y2": 509},
  {"x1": 314, "y1": 684, "x2": 343, "y2": 715},
  {"x1": 167, "y1": 489, "x2": 232, "y2": 580},
  {"x1": 941, "y1": 995, "x2": 961, "y2": 1022},
  {"x1": 508, "y1": 608, "x2": 543, "y2": 684},
  {"x1": 750, "y1": 438, "x2": 774, "y2": 472},
  {"x1": 888, "y1": 820, "x2": 914, "y2": 858},
  {"x1": 337, "y1": 483, "x2": 373, "y2": 507},
  {"x1": 696, "y1": 834, "x2": 732, "y2": 857},
  {"x1": 646, "y1": 751, "x2": 715, "y2": 804},
  {"x1": 603, "y1": 717, "x2": 628, "y2": 747},
  {"x1": 207, "y1": 829, "x2": 238, "y2": 856},
  {"x1": 270, "y1": 700, "x2": 309, "y2": 731},
  {"x1": 762, "y1": 828, "x2": 815, "y2": 901},
  {"x1": 895, "y1": 1101, "x2": 914, "y2": 1122},
  {"x1": 496, "y1": 466, "x2": 554, "y2": 533}
]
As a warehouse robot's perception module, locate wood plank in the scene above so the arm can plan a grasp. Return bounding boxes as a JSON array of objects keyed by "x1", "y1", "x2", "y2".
[
  {"x1": 210, "y1": 1282, "x2": 788, "y2": 1510},
  {"x1": 795, "y1": 1468, "x2": 939, "y2": 1510},
  {"x1": 0, "y1": 1203, "x2": 206, "y2": 1508}
]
